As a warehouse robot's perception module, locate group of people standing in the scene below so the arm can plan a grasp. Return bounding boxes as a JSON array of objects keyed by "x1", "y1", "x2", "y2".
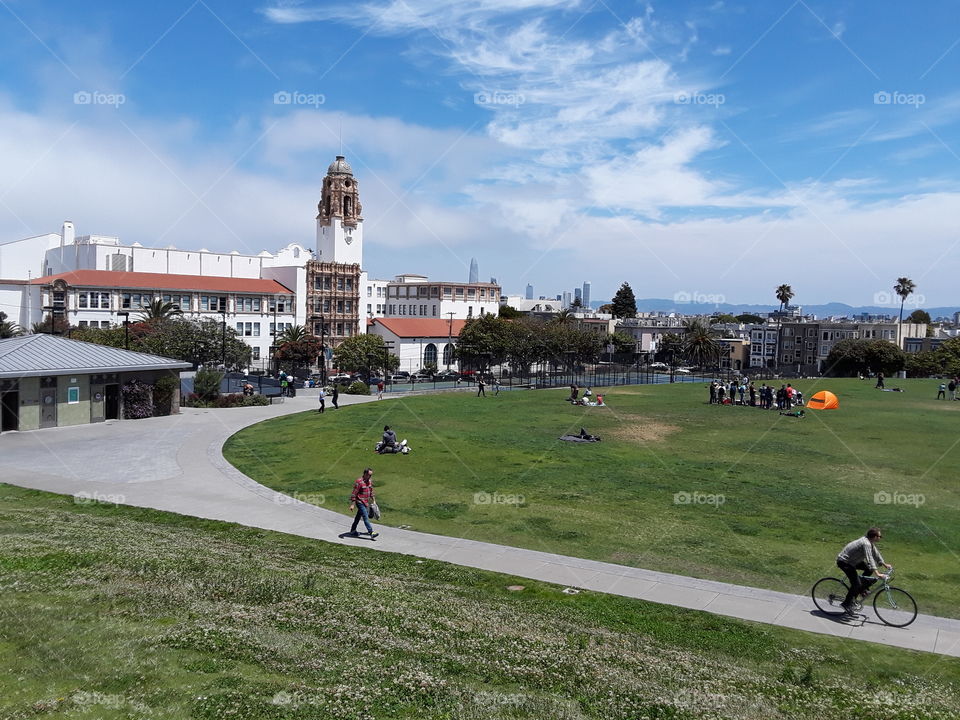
[
  {"x1": 936, "y1": 377, "x2": 960, "y2": 400},
  {"x1": 708, "y1": 379, "x2": 803, "y2": 410}
]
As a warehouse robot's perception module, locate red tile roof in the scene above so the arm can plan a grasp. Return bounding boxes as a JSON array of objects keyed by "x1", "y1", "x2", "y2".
[
  {"x1": 370, "y1": 317, "x2": 468, "y2": 338},
  {"x1": 31, "y1": 270, "x2": 292, "y2": 294}
]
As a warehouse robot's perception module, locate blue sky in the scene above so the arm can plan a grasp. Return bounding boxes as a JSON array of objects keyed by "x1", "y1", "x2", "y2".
[{"x1": 1, "y1": 0, "x2": 958, "y2": 308}]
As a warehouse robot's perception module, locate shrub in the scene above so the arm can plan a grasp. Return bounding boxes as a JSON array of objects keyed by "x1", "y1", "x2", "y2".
[
  {"x1": 345, "y1": 380, "x2": 371, "y2": 395},
  {"x1": 153, "y1": 374, "x2": 179, "y2": 416},
  {"x1": 182, "y1": 392, "x2": 270, "y2": 409},
  {"x1": 121, "y1": 379, "x2": 154, "y2": 419},
  {"x1": 194, "y1": 367, "x2": 223, "y2": 401}
]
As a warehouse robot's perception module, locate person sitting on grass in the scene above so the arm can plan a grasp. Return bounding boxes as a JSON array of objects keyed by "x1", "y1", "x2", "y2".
[
  {"x1": 381, "y1": 425, "x2": 397, "y2": 451},
  {"x1": 779, "y1": 408, "x2": 805, "y2": 418}
]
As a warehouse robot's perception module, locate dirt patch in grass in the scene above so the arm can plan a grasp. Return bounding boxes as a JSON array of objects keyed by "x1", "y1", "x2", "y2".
[{"x1": 606, "y1": 418, "x2": 679, "y2": 443}]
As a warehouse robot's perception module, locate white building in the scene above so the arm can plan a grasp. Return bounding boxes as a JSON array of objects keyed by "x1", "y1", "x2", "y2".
[
  {"x1": 374, "y1": 274, "x2": 500, "y2": 320},
  {"x1": 367, "y1": 317, "x2": 467, "y2": 373}
]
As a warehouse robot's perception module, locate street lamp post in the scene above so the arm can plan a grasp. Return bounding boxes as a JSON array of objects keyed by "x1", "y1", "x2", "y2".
[
  {"x1": 117, "y1": 311, "x2": 130, "y2": 350},
  {"x1": 219, "y1": 308, "x2": 227, "y2": 370}
]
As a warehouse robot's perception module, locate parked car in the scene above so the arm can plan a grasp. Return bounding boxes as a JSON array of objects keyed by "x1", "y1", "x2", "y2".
[
  {"x1": 650, "y1": 362, "x2": 669, "y2": 370},
  {"x1": 674, "y1": 368, "x2": 691, "y2": 374},
  {"x1": 328, "y1": 372, "x2": 355, "y2": 384},
  {"x1": 433, "y1": 369, "x2": 460, "y2": 382},
  {"x1": 411, "y1": 370, "x2": 434, "y2": 381},
  {"x1": 388, "y1": 374, "x2": 409, "y2": 383}
]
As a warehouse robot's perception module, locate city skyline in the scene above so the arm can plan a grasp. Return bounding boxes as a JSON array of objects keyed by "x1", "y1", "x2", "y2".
[{"x1": 0, "y1": 2, "x2": 958, "y2": 305}]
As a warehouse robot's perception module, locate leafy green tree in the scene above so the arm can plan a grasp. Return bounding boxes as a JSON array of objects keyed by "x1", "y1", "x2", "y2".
[
  {"x1": 933, "y1": 337, "x2": 960, "y2": 376},
  {"x1": 276, "y1": 325, "x2": 308, "y2": 344},
  {"x1": 138, "y1": 298, "x2": 183, "y2": 321},
  {"x1": 609, "y1": 332, "x2": 635, "y2": 355},
  {"x1": 31, "y1": 314, "x2": 69, "y2": 335},
  {"x1": 655, "y1": 332, "x2": 685, "y2": 365},
  {"x1": 711, "y1": 313, "x2": 738, "y2": 324},
  {"x1": 0, "y1": 311, "x2": 22, "y2": 338},
  {"x1": 333, "y1": 334, "x2": 395, "y2": 375},
  {"x1": 736, "y1": 313, "x2": 765, "y2": 324},
  {"x1": 905, "y1": 350, "x2": 944, "y2": 378},
  {"x1": 498, "y1": 305, "x2": 523, "y2": 319},
  {"x1": 193, "y1": 367, "x2": 223, "y2": 401},
  {"x1": 906, "y1": 309, "x2": 930, "y2": 325},
  {"x1": 610, "y1": 282, "x2": 638, "y2": 319},
  {"x1": 570, "y1": 297, "x2": 583, "y2": 309},
  {"x1": 825, "y1": 339, "x2": 905, "y2": 377},
  {"x1": 683, "y1": 319, "x2": 720, "y2": 368},
  {"x1": 597, "y1": 303, "x2": 614, "y2": 314},
  {"x1": 455, "y1": 314, "x2": 512, "y2": 370},
  {"x1": 274, "y1": 335, "x2": 324, "y2": 375},
  {"x1": 70, "y1": 324, "x2": 125, "y2": 348},
  {"x1": 553, "y1": 309, "x2": 575, "y2": 326}
]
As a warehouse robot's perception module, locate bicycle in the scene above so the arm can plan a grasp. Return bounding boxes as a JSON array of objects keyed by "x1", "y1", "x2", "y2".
[{"x1": 811, "y1": 568, "x2": 918, "y2": 627}]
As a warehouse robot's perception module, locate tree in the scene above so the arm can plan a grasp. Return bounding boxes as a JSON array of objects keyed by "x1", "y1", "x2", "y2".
[
  {"x1": 905, "y1": 350, "x2": 944, "y2": 378},
  {"x1": 553, "y1": 309, "x2": 575, "y2": 327},
  {"x1": 736, "y1": 313, "x2": 765, "y2": 324},
  {"x1": 608, "y1": 332, "x2": 635, "y2": 355},
  {"x1": 333, "y1": 334, "x2": 395, "y2": 375},
  {"x1": 773, "y1": 284, "x2": 794, "y2": 371},
  {"x1": 138, "y1": 298, "x2": 183, "y2": 321},
  {"x1": 276, "y1": 325, "x2": 308, "y2": 344},
  {"x1": 711, "y1": 313, "x2": 738, "y2": 325},
  {"x1": 893, "y1": 277, "x2": 916, "y2": 347},
  {"x1": 570, "y1": 297, "x2": 583, "y2": 309},
  {"x1": 498, "y1": 304, "x2": 523, "y2": 319},
  {"x1": 906, "y1": 309, "x2": 930, "y2": 325},
  {"x1": 683, "y1": 319, "x2": 720, "y2": 368},
  {"x1": 610, "y1": 282, "x2": 637, "y2": 319},
  {"x1": 0, "y1": 311, "x2": 22, "y2": 338},
  {"x1": 597, "y1": 303, "x2": 615, "y2": 314},
  {"x1": 655, "y1": 332, "x2": 684, "y2": 365},
  {"x1": 824, "y1": 339, "x2": 905, "y2": 377},
  {"x1": 31, "y1": 314, "x2": 70, "y2": 335},
  {"x1": 274, "y1": 335, "x2": 324, "y2": 375},
  {"x1": 455, "y1": 314, "x2": 512, "y2": 370}
]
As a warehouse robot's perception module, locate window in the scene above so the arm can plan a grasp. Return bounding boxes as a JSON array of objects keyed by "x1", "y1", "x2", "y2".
[
  {"x1": 421, "y1": 305, "x2": 427, "y2": 315},
  {"x1": 79, "y1": 321, "x2": 88, "y2": 327},
  {"x1": 432, "y1": 305, "x2": 437, "y2": 316},
  {"x1": 424, "y1": 343, "x2": 437, "y2": 364},
  {"x1": 443, "y1": 344, "x2": 454, "y2": 365},
  {"x1": 252, "y1": 347, "x2": 260, "y2": 360},
  {"x1": 337, "y1": 278, "x2": 344, "y2": 291},
  {"x1": 367, "y1": 304, "x2": 372, "y2": 314},
  {"x1": 431, "y1": 286, "x2": 439, "y2": 297},
  {"x1": 455, "y1": 288, "x2": 464, "y2": 299},
  {"x1": 367, "y1": 286, "x2": 372, "y2": 297},
  {"x1": 253, "y1": 323, "x2": 260, "y2": 337},
  {"x1": 443, "y1": 287, "x2": 452, "y2": 298},
  {"x1": 100, "y1": 292, "x2": 110, "y2": 309},
  {"x1": 345, "y1": 300, "x2": 352, "y2": 313},
  {"x1": 79, "y1": 293, "x2": 88, "y2": 308},
  {"x1": 377, "y1": 287, "x2": 383, "y2": 298},
  {"x1": 237, "y1": 322, "x2": 243, "y2": 334},
  {"x1": 337, "y1": 300, "x2": 344, "y2": 313},
  {"x1": 468, "y1": 288, "x2": 476, "y2": 298},
  {"x1": 346, "y1": 278, "x2": 353, "y2": 291},
  {"x1": 53, "y1": 291, "x2": 65, "y2": 307},
  {"x1": 467, "y1": 306, "x2": 473, "y2": 317}
]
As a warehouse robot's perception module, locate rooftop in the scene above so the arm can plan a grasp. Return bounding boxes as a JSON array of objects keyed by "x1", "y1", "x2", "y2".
[
  {"x1": 32, "y1": 270, "x2": 293, "y2": 294},
  {"x1": 0, "y1": 334, "x2": 191, "y2": 378}
]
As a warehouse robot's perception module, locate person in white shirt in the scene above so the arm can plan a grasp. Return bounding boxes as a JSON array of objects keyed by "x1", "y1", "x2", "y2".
[{"x1": 836, "y1": 527, "x2": 891, "y2": 614}]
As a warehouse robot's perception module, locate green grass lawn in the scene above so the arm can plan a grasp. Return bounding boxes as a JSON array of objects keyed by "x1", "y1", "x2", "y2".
[
  {"x1": 225, "y1": 378, "x2": 960, "y2": 618},
  {"x1": 2, "y1": 484, "x2": 959, "y2": 719}
]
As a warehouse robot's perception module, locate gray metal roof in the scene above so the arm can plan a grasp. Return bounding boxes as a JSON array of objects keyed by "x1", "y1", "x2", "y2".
[{"x1": 0, "y1": 334, "x2": 192, "y2": 378}]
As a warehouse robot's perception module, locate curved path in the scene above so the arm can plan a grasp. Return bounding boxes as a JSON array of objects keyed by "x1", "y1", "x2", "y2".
[{"x1": 2, "y1": 390, "x2": 958, "y2": 658}]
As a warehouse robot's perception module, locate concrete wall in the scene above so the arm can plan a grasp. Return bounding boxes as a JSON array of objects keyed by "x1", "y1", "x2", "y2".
[
  {"x1": 0, "y1": 233, "x2": 60, "y2": 279},
  {"x1": 16, "y1": 377, "x2": 40, "y2": 431}
]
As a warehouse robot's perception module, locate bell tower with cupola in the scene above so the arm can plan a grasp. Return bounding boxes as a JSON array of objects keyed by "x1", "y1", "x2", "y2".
[{"x1": 316, "y1": 155, "x2": 363, "y2": 266}]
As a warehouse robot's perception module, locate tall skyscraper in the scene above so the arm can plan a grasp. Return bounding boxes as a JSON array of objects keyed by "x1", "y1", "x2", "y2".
[
  {"x1": 582, "y1": 281, "x2": 591, "y2": 308},
  {"x1": 525, "y1": 283, "x2": 534, "y2": 300},
  {"x1": 562, "y1": 291, "x2": 572, "y2": 308},
  {"x1": 574, "y1": 288, "x2": 582, "y2": 304},
  {"x1": 469, "y1": 257, "x2": 478, "y2": 284}
]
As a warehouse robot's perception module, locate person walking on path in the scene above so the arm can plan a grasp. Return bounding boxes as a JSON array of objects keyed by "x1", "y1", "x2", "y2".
[
  {"x1": 318, "y1": 387, "x2": 326, "y2": 413},
  {"x1": 949, "y1": 379, "x2": 957, "y2": 401},
  {"x1": 331, "y1": 384, "x2": 339, "y2": 409},
  {"x1": 938, "y1": 382, "x2": 947, "y2": 400},
  {"x1": 377, "y1": 380, "x2": 384, "y2": 400},
  {"x1": 836, "y1": 527, "x2": 890, "y2": 615},
  {"x1": 477, "y1": 377, "x2": 486, "y2": 397},
  {"x1": 347, "y1": 468, "x2": 379, "y2": 539}
]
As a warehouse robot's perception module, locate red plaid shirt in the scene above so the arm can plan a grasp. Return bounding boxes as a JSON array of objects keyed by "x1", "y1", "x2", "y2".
[{"x1": 350, "y1": 476, "x2": 374, "y2": 506}]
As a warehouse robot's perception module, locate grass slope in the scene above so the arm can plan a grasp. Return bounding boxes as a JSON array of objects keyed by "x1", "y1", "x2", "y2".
[
  {"x1": 225, "y1": 379, "x2": 960, "y2": 618},
  {"x1": 1, "y1": 484, "x2": 959, "y2": 719}
]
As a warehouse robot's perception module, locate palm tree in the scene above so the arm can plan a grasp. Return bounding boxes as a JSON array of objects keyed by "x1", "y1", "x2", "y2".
[
  {"x1": 553, "y1": 309, "x2": 575, "y2": 327},
  {"x1": 276, "y1": 324, "x2": 309, "y2": 344},
  {"x1": 773, "y1": 284, "x2": 794, "y2": 372},
  {"x1": 0, "y1": 311, "x2": 22, "y2": 338},
  {"x1": 138, "y1": 298, "x2": 182, "y2": 321},
  {"x1": 683, "y1": 318, "x2": 720, "y2": 369},
  {"x1": 894, "y1": 277, "x2": 916, "y2": 348}
]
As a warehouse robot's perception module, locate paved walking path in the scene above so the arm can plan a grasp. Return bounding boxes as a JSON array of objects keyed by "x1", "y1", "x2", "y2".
[{"x1": 2, "y1": 391, "x2": 958, "y2": 658}]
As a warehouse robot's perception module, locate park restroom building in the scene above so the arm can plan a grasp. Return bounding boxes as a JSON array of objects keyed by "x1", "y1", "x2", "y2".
[{"x1": 0, "y1": 334, "x2": 190, "y2": 433}]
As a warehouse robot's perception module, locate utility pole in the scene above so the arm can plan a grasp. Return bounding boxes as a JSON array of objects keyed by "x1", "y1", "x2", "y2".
[
  {"x1": 219, "y1": 307, "x2": 227, "y2": 369},
  {"x1": 446, "y1": 311, "x2": 455, "y2": 369},
  {"x1": 117, "y1": 311, "x2": 130, "y2": 350}
]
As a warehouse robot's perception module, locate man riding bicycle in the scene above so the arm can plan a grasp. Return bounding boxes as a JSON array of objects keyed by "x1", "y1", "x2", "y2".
[{"x1": 837, "y1": 527, "x2": 891, "y2": 615}]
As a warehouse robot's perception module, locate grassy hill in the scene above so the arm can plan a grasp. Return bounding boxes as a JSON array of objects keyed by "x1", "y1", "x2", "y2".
[
  {"x1": 225, "y1": 378, "x2": 960, "y2": 617},
  {"x1": 1, "y1": 485, "x2": 959, "y2": 719}
]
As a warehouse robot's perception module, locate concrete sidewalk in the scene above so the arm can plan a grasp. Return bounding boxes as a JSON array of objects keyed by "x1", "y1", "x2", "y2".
[{"x1": 2, "y1": 390, "x2": 958, "y2": 657}]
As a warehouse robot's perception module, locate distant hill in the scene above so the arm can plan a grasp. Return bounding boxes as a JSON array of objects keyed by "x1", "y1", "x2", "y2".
[{"x1": 589, "y1": 299, "x2": 960, "y2": 319}]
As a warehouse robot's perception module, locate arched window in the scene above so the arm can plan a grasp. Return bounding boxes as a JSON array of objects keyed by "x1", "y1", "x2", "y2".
[
  {"x1": 343, "y1": 196, "x2": 352, "y2": 216},
  {"x1": 423, "y1": 343, "x2": 437, "y2": 365},
  {"x1": 442, "y1": 343, "x2": 454, "y2": 365}
]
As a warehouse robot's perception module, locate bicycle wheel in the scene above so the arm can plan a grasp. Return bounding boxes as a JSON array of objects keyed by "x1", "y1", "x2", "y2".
[
  {"x1": 873, "y1": 586, "x2": 918, "y2": 627},
  {"x1": 811, "y1": 577, "x2": 849, "y2": 616}
]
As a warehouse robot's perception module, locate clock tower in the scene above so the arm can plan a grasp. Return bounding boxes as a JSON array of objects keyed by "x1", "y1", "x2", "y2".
[{"x1": 316, "y1": 155, "x2": 363, "y2": 266}]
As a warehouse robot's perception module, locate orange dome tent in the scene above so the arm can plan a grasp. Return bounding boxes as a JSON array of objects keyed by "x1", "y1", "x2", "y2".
[{"x1": 808, "y1": 390, "x2": 839, "y2": 410}]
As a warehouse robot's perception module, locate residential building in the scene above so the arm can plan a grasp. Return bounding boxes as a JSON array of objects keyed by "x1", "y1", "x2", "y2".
[
  {"x1": 380, "y1": 274, "x2": 500, "y2": 320},
  {"x1": 367, "y1": 317, "x2": 468, "y2": 373}
]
